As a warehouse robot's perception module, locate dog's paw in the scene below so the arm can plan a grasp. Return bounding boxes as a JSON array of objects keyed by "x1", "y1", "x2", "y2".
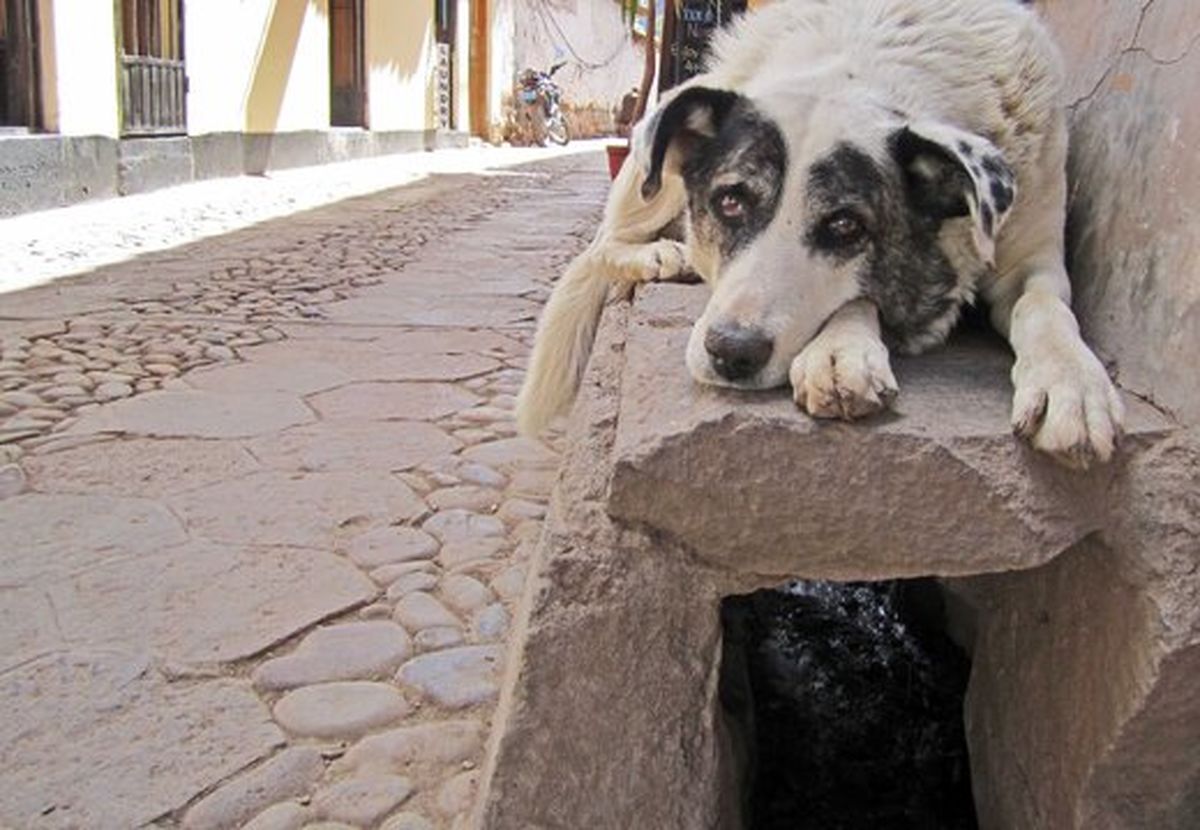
[
  {"x1": 1011, "y1": 347, "x2": 1124, "y2": 469},
  {"x1": 790, "y1": 334, "x2": 898, "y2": 420},
  {"x1": 643, "y1": 240, "x2": 690, "y2": 282}
]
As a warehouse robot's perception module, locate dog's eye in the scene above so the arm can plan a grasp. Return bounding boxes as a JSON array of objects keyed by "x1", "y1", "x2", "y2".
[
  {"x1": 713, "y1": 189, "x2": 749, "y2": 223},
  {"x1": 818, "y1": 211, "x2": 867, "y2": 247}
]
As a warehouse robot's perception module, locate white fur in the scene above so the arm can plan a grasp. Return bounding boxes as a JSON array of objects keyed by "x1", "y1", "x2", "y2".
[{"x1": 517, "y1": 0, "x2": 1123, "y2": 468}]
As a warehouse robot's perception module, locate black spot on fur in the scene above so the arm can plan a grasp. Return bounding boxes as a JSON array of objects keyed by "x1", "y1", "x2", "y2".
[
  {"x1": 957, "y1": 140, "x2": 974, "y2": 157},
  {"x1": 805, "y1": 143, "x2": 964, "y2": 350},
  {"x1": 642, "y1": 87, "x2": 742, "y2": 200},
  {"x1": 980, "y1": 202, "x2": 995, "y2": 236},
  {"x1": 989, "y1": 178, "x2": 1014, "y2": 214},
  {"x1": 681, "y1": 101, "x2": 788, "y2": 258}
]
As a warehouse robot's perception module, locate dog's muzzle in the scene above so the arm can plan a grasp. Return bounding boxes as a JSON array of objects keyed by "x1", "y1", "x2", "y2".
[{"x1": 704, "y1": 322, "x2": 774, "y2": 382}]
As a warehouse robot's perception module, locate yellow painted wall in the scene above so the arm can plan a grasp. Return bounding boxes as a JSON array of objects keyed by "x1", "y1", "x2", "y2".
[
  {"x1": 365, "y1": 0, "x2": 435, "y2": 132},
  {"x1": 185, "y1": 0, "x2": 331, "y2": 136},
  {"x1": 40, "y1": 0, "x2": 120, "y2": 136}
]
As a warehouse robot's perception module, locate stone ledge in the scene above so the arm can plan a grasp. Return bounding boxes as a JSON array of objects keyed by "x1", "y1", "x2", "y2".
[
  {"x1": 608, "y1": 283, "x2": 1174, "y2": 579},
  {"x1": 479, "y1": 283, "x2": 1199, "y2": 830}
]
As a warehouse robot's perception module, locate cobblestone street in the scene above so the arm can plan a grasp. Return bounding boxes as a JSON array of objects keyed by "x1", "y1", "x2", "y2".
[{"x1": 0, "y1": 148, "x2": 606, "y2": 829}]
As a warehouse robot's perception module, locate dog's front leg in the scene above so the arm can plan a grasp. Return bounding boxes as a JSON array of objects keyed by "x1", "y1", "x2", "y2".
[
  {"x1": 994, "y1": 271, "x2": 1123, "y2": 468},
  {"x1": 790, "y1": 299, "x2": 899, "y2": 420}
]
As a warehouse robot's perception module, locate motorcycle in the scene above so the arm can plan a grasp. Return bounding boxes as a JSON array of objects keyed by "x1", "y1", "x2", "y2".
[{"x1": 517, "y1": 62, "x2": 570, "y2": 146}]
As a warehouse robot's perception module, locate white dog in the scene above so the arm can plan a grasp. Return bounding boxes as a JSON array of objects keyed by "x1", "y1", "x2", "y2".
[{"x1": 517, "y1": 0, "x2": 1122, "y2": 469}]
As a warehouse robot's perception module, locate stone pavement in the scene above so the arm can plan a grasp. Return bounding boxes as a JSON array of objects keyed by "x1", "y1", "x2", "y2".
[{"x1": 0, "y1": 151, "x2": 608, "y2": 829}]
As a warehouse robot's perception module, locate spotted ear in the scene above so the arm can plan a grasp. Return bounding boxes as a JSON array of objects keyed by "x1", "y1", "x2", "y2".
[
  {"x1": 635, "y1": 86, "x2": 741, "y2": 201},
  {"x1": 889, "y1": 122, "x2": 1016, "y2": 265}
]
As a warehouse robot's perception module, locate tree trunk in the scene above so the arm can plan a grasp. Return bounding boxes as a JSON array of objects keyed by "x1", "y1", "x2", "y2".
[{"x1": 631, "y1": 0, "x2": 658, "y2": 124}]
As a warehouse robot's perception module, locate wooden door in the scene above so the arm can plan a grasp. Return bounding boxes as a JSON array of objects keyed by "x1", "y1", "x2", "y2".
[
  {"x1": 119, "y1": 0, "x2": 187, "y2": 135},
  {"x1": 469, "y1": 0, "x2": 488, "y2": 138},
  {"x1": 329, "y1": 0, "x2": 365, "y2": 127},
  {"x1": 0, "y1": 0, "x2": 40, "y2": 129}
]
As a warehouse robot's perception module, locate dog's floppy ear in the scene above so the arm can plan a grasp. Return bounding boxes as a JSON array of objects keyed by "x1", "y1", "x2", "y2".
[
  {"x1": 889, "y1": 122, "x2": 1016, "y2": 264},
  {"x1": 637, "y1": 86, "x2": 741, "y2": 201}
]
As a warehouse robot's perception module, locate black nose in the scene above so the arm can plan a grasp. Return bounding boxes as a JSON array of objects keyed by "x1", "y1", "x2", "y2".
[{"x1": 704, "y1": 322, "x2": 774, "y2": 382}]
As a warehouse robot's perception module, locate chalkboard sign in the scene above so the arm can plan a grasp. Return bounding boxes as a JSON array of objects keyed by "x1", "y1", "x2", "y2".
[{"x1": 662, "y1": 0, "x2": 748, "y2": 91}]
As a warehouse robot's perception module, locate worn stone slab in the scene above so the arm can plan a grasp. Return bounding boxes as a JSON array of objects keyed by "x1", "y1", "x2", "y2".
[
  {"x1": 45, "y1": 541, "x2": 375, "y2": 666},
  {"x1": 0, "y1": 587, "x2": 61, "y2": 673},
  {"x1": 0, "y1": 651, "x2": 283, "y2": 829},
  {"x1": 607, "y1": 284, "x2": 1174, "y2": 580},
  {"x1": 187, "y1": 358, "x2": 353, "y2": 395},
  {"x1": 23, "y1": 437, "x2": 259, "y2": 497},
  {"x1": 397, "y1": 645, "x2": 503, "y2": 709},
  {"x1": 66, "y1": 390, "x2": 314, "y2": 438},
  {"x1": 308, "y1": 382, "x2": 481, "y2": 422},
  {"x1": 248, "y1": 420, "x2": 460, "y2": 473},
  {"x1": 325, "y1": 293, "x2": 539, "y2": 328},
  {"x1": 170, "y1": 470, "x2": 424, "y2": 547},
  {"x1": 273, "y1": 682, "x2": 410, "y2": 740},
  {"x1": 355, "y1": 352, "x2": 502, "y2": 382},
  {"x1": 253, "y1": 621, "x2": 412, "y2": 691},
  {"x1": 0, "y1": 492, "x2": 187, "y2": 585},
  {"x1": 242, "y1": 801, "x2": 315, "y2": 830},
  {"x1": 182, "y1": 747, "x2": 324, "y2": 830},
  {"x1": 422, "y1": 509, "x2": 505, "y2": 544}
]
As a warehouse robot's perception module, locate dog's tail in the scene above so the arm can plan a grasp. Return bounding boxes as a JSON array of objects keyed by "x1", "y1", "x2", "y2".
[{"x1": 516, "y1": 245, "x2": 610, "y2": 435}]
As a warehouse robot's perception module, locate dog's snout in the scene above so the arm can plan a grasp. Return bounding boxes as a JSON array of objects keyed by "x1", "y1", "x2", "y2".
[{"x1": 704, "y1": 322, "x2": 774, "y2": 382}]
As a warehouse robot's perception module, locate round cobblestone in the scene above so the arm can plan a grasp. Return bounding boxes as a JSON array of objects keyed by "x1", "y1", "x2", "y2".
[{"x1": 273, "y1": 682, "x2": 410, "y2": 740}]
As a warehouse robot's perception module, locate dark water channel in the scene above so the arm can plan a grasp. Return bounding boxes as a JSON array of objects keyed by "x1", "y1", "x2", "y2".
[{"x1": 721, "y1": 579, "x2": 977, "y2": 830}]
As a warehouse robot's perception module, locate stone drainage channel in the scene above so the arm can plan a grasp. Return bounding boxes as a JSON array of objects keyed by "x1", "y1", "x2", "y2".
[{"x1": 722, "y1": 579, "x2": 976, "y2": 829}]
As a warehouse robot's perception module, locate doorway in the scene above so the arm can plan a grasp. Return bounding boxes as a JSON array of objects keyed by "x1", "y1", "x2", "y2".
[
  {"x1": 329, "y1": 0, "x2": 365, "y2": 127},
  {"x1": 0, "y1": 0, "x2": 40, "y2": 129},
  {"x1": 119, "y1": 0, "x2": 187, "y2": 135}
]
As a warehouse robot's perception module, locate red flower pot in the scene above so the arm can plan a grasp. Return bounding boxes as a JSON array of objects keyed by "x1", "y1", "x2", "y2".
[{"x1": 606, "y1": 144, "x2": 631, "y2": 180}]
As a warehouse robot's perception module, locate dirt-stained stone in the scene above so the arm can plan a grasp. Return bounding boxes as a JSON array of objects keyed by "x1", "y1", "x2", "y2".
[
  {"x1": 249, "y1": 420, "x2": 460, "y2": 473},
  {"x1": 272, "y1": 682, "x2": 409, "y2": 740},
  {"x1": 66, "y1": 389, "x2": 314, "y2": 438},
  {"x1": 253, "y1": 622, "x2": 412, "y2": 691},
  {"x1": 345, "y1": 526, "x2": 440, "y2": 569},
  {"x1": 435, "y1": 770, "x2": 480, "y2": 817},
  {"x1": 414, "y1": 626, "x2": 466, "y2": 652},
  {"x1": 335, "y1": 721, "x2": 486, "y2": 774},
  {"x1": 309, "y1": 382, "x2": 481, "y2": 422},
  {"x1": 0, "y1": 652, "x2": 283, "y2": 830},
  {"x1": 182, "y1": 747, "x2": 324, "y2": 830},
  {"x1": 397, "y1": 646, "x2": 503, "y2": 709},
  {"x1": 22, "y1": 437, "x2": 259, "y2": 497},
  {"x1": 438, "y1": 537, "x2": 507, "y2": 569},
  {"x1": 312, "y1": 773, "x2": 414, "y2": 826},
  {"x1": 170, "y1": 471, "x2": 424, "y2": 548}
]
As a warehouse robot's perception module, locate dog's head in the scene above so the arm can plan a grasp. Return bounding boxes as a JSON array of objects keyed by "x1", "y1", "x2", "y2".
[{"x1": 637, "y1": 86, "x2": 1016, "y2": 389}]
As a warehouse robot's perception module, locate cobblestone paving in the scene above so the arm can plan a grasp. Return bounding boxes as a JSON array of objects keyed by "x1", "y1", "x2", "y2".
[{"x1": 0, "y1": 152, "x2": 607, "y2": 829}]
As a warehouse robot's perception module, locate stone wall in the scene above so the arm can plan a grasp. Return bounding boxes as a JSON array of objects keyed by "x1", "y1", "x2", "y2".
[{"x1": 1036, "y1": 0, "x2": 1200, "y2": 425}]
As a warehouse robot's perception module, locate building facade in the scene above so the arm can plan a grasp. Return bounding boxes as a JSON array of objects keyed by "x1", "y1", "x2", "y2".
[{"x1": 0, "y1": 0, "x2": 475, "y2": 215}]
